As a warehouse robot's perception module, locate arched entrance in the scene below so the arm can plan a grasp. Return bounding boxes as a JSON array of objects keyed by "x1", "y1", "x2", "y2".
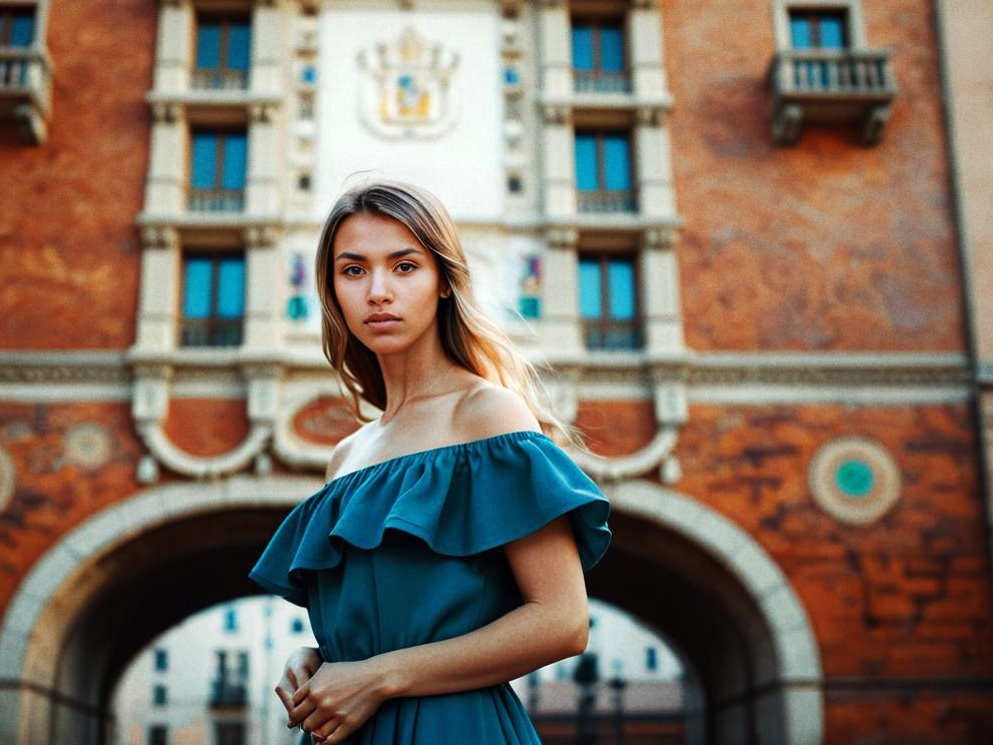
[
  {"x1": 593, "y1": 480, "x2": 824, "y2": 744},
  {"x1": 0, "y1": 477, "x2": 823, "y2": 744}
]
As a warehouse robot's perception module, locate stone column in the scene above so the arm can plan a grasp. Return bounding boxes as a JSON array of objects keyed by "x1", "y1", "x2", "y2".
[
  {"x1": 250, "y1": 0, "x2": 283, "y2": 94},
  {"x1": 145, "y1": 103, "x2": 186, "y2": 214},
  {"x1": 243, "y1": 225, "x2": 282, "y2": 349},
  {"x1": 639, "y1": 228, "x2": 684, "y2": 351},
  {"x1": 634, "y1": 105, "x2": 675, "y2": 217},
  {"x1": 246, "y1": 104, "x2": 281, "y2": 215},
  {"x1": 540, "y1": 228, "x2": 583, "y2": 352},
  {"x1": 134, "y1": 226, "x2": 181, "y2": 351},
  {"x1": 154, "y1": 0, "x2": 193, "y2": 92},
  {"x1": 538, "y1": 0, "x2": 576, "y2": 218}
]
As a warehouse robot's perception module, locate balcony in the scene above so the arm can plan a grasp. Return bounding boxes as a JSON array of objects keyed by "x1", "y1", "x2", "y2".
[
  {"x1": 180, "y1": 317, "x2": 243, "y2": 347},
  {"x1": 573, "y1": 69, "x2": 631, "y2": 95},
  {"x1": 187, "y1": 187, "x2": 245, "y2": 213},
  {"x1": 0, "y1": 46, "x2": 52, "y2": 144},
  {"x1": 767, "y1": 48, "x2": 896, "y2": 145},
  {"x1": 577, "y1": 188, "x2": 638, "y2": 214},
  {"x1": 191, "y1": 67, "x2": 249, "y2": 91},
  {"x1": 582, "y1": 319, "x2": 643, "y2": 351},
  {"x1": 210, "y1": 678, "x2": 248, "y2": 709}
]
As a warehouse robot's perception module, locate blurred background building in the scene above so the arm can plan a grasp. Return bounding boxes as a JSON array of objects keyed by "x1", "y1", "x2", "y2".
[{"x1": 1, "y1": 0, "x2": 991, "y2": 743}]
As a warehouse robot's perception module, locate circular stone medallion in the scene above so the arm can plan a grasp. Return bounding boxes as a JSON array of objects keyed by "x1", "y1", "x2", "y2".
[{"x1": 808, "y1": 435, "x2": 901, "y2": 525}]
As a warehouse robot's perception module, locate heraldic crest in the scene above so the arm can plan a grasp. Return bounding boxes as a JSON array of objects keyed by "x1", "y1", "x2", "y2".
[{"x1": 356, "y1": 25, "x2": 461, "y2": 139}]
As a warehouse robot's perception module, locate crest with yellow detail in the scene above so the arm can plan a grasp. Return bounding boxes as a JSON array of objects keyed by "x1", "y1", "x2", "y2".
[{"x1": 356, "y1": 26, "x2": 461, "y2": 139}]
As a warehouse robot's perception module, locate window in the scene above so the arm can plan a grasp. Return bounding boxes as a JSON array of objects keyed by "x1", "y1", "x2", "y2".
[
  {"x1": 0, "y1": 6, "x2": 35, "y2": 47},
  {"x1": 571, "y1": 17, "x2": 629, "y2": 93},
  {"x1": 291, "y1": 618, "x2": 305, "y2": 634},
  {"x1": 180, "y1": 251, "x2": 245, "y2": 347},
  {"x1": 788, "y1": 7, "x2": 849, "y2": 89},
  {"x1": 214, "y1": 721, "x2": 246, "y2": 745},
  {"x1": 188, "y1": 128, "x2": 247, "y2": 212},
  {"x1": 578, "y1": 253, "x2": 641, "y2": 350},
  {"x1": 193, "y1": 14, "x2": 251, "y2": 89},
  {"x1": 788, "y1": 8, "x2": 849, "y2": 49},
  {"x1": 646, "y1": 646, "x2": 657, "y2": 672},
  {"x1": 224, "y1": 607, "x2": 237, "y2": 632},
  {"x1": 148, "y1": 725, "x2": 168, "y2": 745},
  {"x1": 154, "y1": 648, "x2": 168, "y2": 671},
  {"x1": 574, "y1": 130, "x2": 636, "y2": 213},
  {"x1": 153, "y1": 684, "x2": 168, "y2": 706},
  {"x1": 297, "y1": 172, "x2": 311, "y2": 191},
  {"x1": 301, "y1": 64, "x2": 317, "y2": 84}
]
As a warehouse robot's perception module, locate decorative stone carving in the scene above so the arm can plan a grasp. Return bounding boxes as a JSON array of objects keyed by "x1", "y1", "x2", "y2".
[
  {"x1": 356, "y1": 26, "x2": 461, "y2": 139},
  {"x1": 808, "y1": 435, "x2": 902, "y2": 525}
]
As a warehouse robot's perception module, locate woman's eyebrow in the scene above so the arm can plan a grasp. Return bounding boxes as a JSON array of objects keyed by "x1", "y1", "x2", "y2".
[{"x1": 335, "y1": 247, "x2": 423, "y2": 262}]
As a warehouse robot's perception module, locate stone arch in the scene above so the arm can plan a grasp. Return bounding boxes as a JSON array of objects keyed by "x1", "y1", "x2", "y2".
[
  {"x1": 0, "y1": 476, "x2": 824, "y2": 745},
  {"x1": 0, "y1": 476, "x2": 318, "y2": 745},
  {"x1": 594, "y1": 479, "x2": 825, "y2": 745}
]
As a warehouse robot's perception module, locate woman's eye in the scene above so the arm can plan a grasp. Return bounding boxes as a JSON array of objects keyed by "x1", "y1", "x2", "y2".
[
  {"x1": 342, "y1": 266, "x2": 361, "y2": 276},
  {"x1": 397, "y1": 262, "x2": 416, "y2": 272}
]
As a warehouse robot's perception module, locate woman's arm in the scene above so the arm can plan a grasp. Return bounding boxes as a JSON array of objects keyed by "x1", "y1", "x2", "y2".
[
  {"x1": 371, "y1": 513, "x2": 590, "y2": 697},
  {"x1": 287, "y1": 514, "x2": 589, "y2": 740}
]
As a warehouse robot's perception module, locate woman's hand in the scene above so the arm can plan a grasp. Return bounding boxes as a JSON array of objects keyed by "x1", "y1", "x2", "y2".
[
  {"x1": 286, "y1": 658, "x2": 392, "y2": 743},
  {"x1": 275, "y1": 646, "x2": 323, "y2": 719}
]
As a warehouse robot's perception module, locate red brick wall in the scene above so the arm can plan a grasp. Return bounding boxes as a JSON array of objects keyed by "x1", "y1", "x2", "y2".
[
  {"x1": 0, "y1": 0, "x2": 155, "y2": 349},
  {"x1": 661, "y1": 0, "x2": 967, "y2": 351}
]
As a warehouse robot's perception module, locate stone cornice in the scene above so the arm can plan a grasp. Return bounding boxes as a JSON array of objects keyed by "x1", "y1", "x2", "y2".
[{"x1": 0, "y1": 349, "x2": 973, "y2": 389}]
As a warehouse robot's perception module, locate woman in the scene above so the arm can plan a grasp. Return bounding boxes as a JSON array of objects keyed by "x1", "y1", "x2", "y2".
[{"x1": 248, "y1": 178, "x2": 612, "y2": 744}]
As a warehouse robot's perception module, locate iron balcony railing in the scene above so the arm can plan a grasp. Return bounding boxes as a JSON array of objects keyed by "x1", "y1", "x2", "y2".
[{"x1": 573, "y1": 69, "x2": 632, "y2": 94}]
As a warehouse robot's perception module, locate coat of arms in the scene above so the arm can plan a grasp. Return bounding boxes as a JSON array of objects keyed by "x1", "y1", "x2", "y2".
[{"x1": 357, "y1": 26, "x2": 461, "y2": 139}]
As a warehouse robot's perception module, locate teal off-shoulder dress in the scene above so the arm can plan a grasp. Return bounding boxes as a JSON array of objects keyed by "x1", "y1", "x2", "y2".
[{"x1": 248, "y1": 429, "x2": 612, "y2": 744}]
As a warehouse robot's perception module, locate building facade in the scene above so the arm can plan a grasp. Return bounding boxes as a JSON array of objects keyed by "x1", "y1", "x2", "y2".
[{"x1": 0, "y1": 0, "x2": 990, "y2": 743}]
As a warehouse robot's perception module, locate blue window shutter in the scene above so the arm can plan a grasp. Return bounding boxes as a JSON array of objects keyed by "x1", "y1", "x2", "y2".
[
  {"x1": 607, "y1": 259, "x2": 635, "y2": 319},
  {"x1": 183, "y1": 258, "x2": 213, "y2": 319},
  {"x1": 578, "y1": 259, "x2": 602, "y2": 319},
  {"x1": 819, "y1": 16, "x2": 845, "y2": 48},
  {"x1": 789, "y1": 18, "x2": 812, "y2": 48},
  {"x1": 602, "y1": 134, "x2": 631, "y2": 190},
  {"x1": 221, "y1": 132, "x2": 247, "y2": 189},
  {"x1": 599, "y1": 27, "x2": 624, "y2": 72},
  {"x1": 571, "y1": 24, "x2": 593, "y2": 71},
  {"x1": 216, "y1": 257, "x2": 245, "y2": 318},
  {"x1": 10, "y1": 13, "x2": 34, "y2": 46},
  {"x1": 227, "y1": 22, "x2": 251, "y2": 70},
  {"x1": 190, "y1": 132, "x2": 217, "y2": 189},
  {"x1": 196, "y1": 22, "x2": 221, "y2": 68},
  {"x1": 575, "y1": 134, "x2": 599, "y2": 191}
]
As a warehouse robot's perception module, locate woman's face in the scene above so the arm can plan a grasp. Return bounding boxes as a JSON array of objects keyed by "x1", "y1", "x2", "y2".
[{"x1": 331, "y1": 211, "x2": 449, "y2": 353}]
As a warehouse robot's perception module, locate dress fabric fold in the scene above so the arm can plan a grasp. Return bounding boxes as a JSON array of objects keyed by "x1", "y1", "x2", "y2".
[{"x1": 248, "y1": 429, "x2": 612, "y2": 744}]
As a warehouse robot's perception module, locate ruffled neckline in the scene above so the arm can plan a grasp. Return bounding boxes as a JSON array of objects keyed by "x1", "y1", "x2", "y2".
[
  {"x1": 248, "y1": 426, "x2": 611, "y2": 607},
  {"x1": 322, "y1": 428, "x2": 551, "y2": 491}
]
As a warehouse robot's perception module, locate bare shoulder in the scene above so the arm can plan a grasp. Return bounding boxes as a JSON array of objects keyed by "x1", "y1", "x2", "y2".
[
  {"x1": 325, "y1": 426, "x2": 364, "y2": 482},
  {"x1": 455, "y1": 380, "x2": 542, "y2": 440}
]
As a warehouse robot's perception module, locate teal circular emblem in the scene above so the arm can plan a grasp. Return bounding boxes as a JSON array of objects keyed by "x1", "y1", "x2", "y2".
[{"x1": 835, "y1": 459, "x2": 873, "y2": 497}]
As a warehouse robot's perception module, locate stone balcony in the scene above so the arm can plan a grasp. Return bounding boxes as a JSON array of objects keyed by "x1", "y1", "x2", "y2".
[
  {"x1": 0, "y1": 46, "x2": 52, "y2": 145},
  {"x1": 767, "y1": 48, "x2": 897, "y2": 146}
]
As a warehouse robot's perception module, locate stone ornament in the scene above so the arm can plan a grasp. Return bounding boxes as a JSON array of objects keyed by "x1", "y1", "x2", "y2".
[
  {"x1": 808, "y1": 435, "x2": 902, "y2": 525},
  {"x1": 63, "y1": 423, "x2": 113, "y2": 470},
  {"x1": 356, "y1": 26, "x2": 461, "y2": 139}
]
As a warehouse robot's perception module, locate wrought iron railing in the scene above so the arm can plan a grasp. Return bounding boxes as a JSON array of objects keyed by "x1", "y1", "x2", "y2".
[
  {"x1": 191, "y1": 68, "x2": 249, "y2": 90},
  {"x1": 573, "y1": 69, "x2": 632, "y2": 94},
  {"x1": 577, "y1": 188, "x2": 638, "y2": 214}
]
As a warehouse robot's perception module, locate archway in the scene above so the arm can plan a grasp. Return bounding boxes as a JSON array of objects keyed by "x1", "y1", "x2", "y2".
[
  {"x1": 0, "y1": 477, "x2": 823, "y2": 744},
  {"x1": 589, "y1": 480, "x2": 824, "y2": 744}
]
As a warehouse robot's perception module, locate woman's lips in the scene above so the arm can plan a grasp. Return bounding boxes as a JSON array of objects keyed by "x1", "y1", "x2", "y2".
[{"x1": 366, "y1": 319, "x2": 401, "y2": 330}]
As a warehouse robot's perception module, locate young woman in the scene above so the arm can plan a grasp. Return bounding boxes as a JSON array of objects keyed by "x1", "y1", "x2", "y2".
[{"x1": 248, "y1": 178, "x2": 612, "y2": 744}]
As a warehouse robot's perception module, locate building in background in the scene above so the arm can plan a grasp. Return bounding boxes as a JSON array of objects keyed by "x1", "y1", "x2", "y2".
[
  {"x1": 111, "y1": 597, "x2": 683, "y2": 745},
  {"x1": 1, "y1": 1, "x2": 991, "y2": 744}
]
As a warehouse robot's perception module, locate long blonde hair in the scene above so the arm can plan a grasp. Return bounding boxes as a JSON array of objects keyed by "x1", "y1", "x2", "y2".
[{"x1": 314, "y1": 177, "x2": 589, "y2": 453}]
